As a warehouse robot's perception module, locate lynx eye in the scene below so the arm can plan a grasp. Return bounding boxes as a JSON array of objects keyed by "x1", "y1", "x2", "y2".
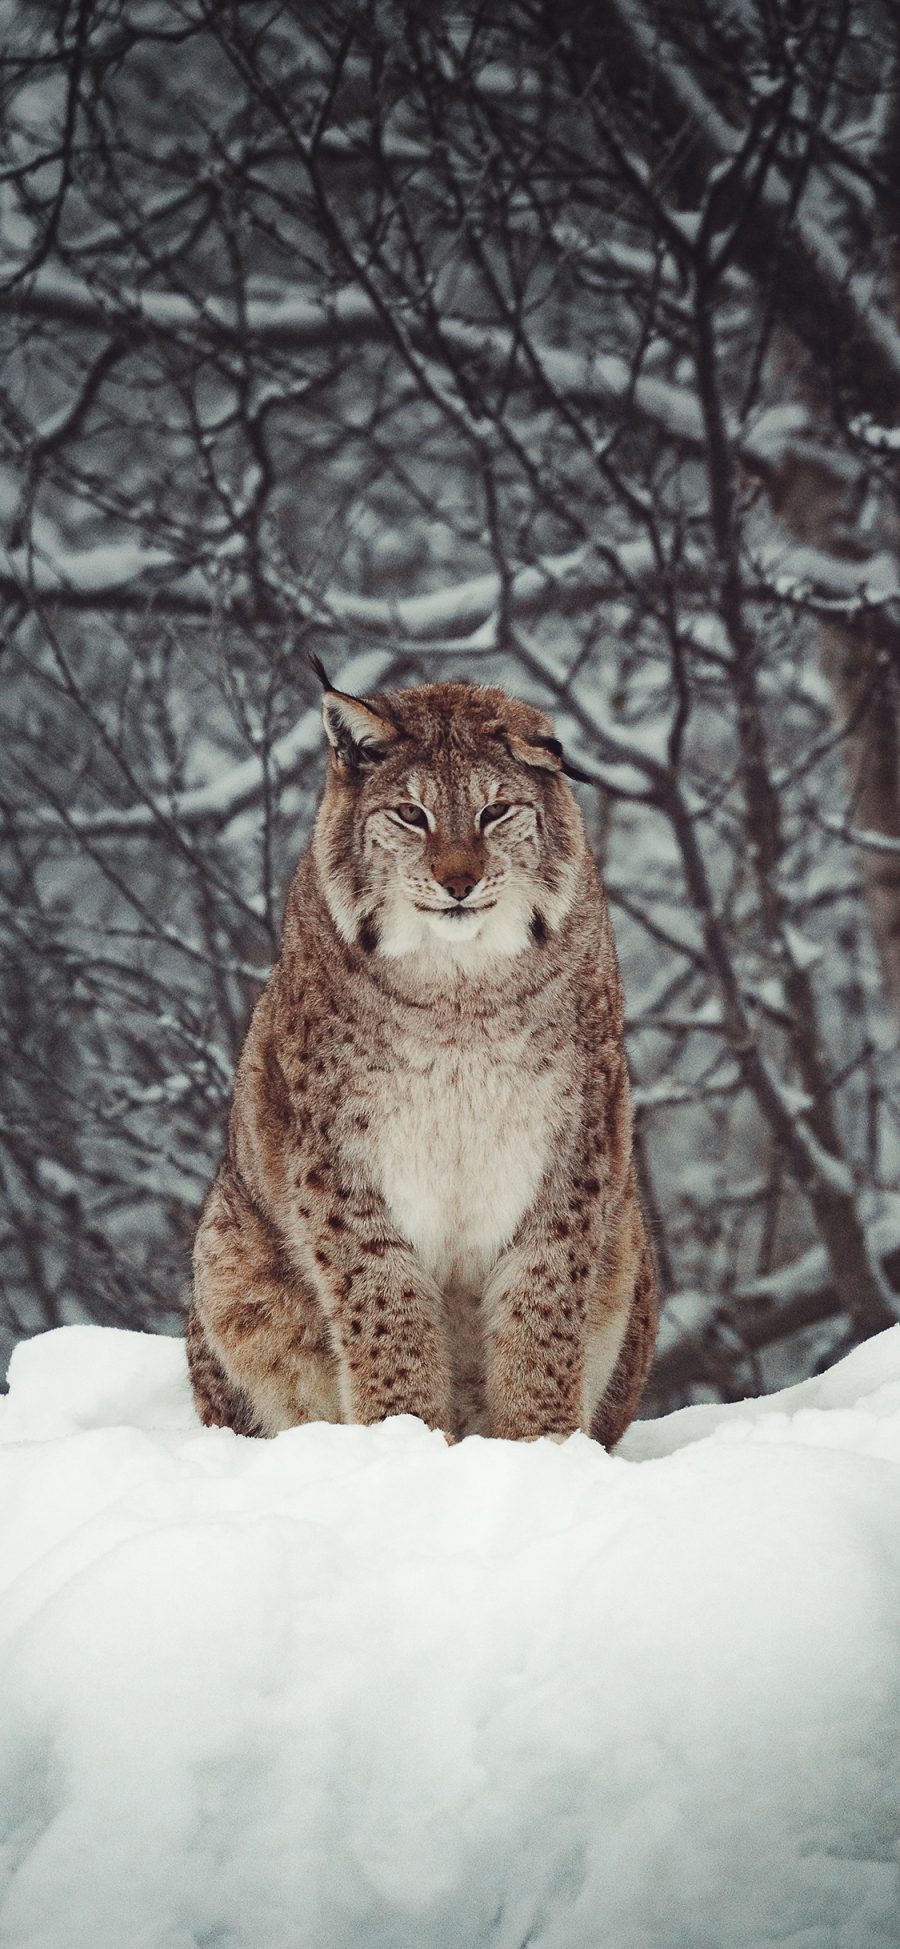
[
  {"x1": 479, "y1": 801, "x2": 513, "y2": 828},
  {"x1": 393, "y1": 802, "x2": 429, "y2": 828}
]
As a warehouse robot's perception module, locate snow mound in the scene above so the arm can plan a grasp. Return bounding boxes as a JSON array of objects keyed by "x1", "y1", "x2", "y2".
[{"x1": 2, "y1": 1326, "x2": 900, "y2": 1949}]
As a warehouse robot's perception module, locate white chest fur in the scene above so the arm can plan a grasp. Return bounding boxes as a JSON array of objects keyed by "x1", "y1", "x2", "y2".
[{"x1": 376, "y1": 1034, "x2": 557, "y2": 1296}]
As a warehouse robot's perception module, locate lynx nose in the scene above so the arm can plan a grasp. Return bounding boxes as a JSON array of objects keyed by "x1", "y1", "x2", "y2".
[
  {"x1": 432, "y1": 842, "x2": 482, "y2": 903},
  {"x1": 439, "y1": 867, "x2": 479, "y2": 902}
]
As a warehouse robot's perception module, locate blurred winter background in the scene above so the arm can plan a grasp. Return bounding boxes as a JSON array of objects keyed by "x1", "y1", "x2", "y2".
[{"x1": 3, "y1": 0, "x2": 900, "y2": 1410}]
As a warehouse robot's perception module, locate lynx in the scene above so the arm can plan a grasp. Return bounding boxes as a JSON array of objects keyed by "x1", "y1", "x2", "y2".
[{"x1": 187, "y1": 668, "x2": 657, "y2": 1444}]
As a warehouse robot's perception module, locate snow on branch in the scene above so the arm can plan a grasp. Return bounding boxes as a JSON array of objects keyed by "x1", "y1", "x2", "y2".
[
  {"x1": 821, "y1": 818, "x2": 900, "y2": 856},
  {"x1": 10, "y1": 267, "x2": 830, "y2": 471},
  {"x1": 8, "y1": 528, "x2": 896, "y2": 634},
  {"x1": 752, "y1": 543, "x2": 900, "y2": 611},
  {"x1": 0, "y1": 535, "x2": 657, "y2": 631},
  {"x1": 3, "y1": 268, "x2": 708, "y2": 446}
]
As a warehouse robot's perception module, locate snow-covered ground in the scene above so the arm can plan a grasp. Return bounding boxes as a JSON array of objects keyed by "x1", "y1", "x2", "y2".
[{"x1": 2, "y1": 1326, "x2": 900, "y2": 1949}]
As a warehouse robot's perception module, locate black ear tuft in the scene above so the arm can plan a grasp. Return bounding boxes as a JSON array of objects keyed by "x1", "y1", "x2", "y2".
[
  {"x1": 558, "y1": 752, "x2": 598, "y2": 785},
  {"x1": 532, "y1": 733, "x2": 597, "y2": 784},
  {"x1": 308, "y1": 652, "x2": 332, "y2": 692}
]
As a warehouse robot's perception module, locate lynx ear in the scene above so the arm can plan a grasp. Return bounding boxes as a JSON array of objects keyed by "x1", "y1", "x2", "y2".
[
  {"x1": 321, "y1": 692, "x2": 398, "y2": 768},
  {"x1": 309, "y1": 655, "x2": 398, "y2": 769},
  {"x1": 507, "y1": 732, "x2": 563, "y2": 774},
  {"x1": 507, "y1": 732, "x2": 595, "y2": 785}
]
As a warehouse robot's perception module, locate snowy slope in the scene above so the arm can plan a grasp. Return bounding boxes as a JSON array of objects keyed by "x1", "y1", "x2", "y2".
[{"x1": 2, "y1": 1327, "x2": 900, "y2": 1949}]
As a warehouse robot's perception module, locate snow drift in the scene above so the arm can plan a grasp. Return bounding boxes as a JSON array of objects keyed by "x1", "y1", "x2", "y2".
[{"x1": 2, "y1": 1325, "x2": 900, "y2": 1949}]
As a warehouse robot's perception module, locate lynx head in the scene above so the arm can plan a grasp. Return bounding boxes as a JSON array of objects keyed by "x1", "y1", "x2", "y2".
[{"x1": 310, "y1": 664, "x2": 588, "y2": 968}]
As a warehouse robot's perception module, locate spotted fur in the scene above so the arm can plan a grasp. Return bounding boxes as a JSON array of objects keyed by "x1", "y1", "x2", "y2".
[{"x1": 187, "y1": 678, "x2": 658, "y2": 1444}]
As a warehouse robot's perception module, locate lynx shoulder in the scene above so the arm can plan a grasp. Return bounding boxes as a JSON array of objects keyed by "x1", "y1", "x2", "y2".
[{"x1": 187, "y1": 674, "x2": 657, "y2": 1444}]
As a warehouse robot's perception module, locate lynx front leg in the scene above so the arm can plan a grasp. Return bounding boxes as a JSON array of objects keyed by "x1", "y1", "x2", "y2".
[
  {"x1": 302, "y1": 1202, "x2": 454, "y2": 1433},
  {"x1": 485, "y1": 1183, "x2": 648, "y2": 1443},
  {"x1": 483, "y1": 1224, "x2": 590, "y2": 1442}
]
